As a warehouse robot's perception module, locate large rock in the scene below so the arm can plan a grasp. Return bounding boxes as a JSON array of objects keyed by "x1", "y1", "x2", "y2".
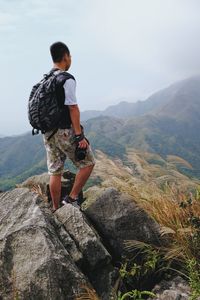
[
  {"x1": 0, "y1": 182, "x2": 173, "y2": 300},
  {"x1": 55, "y1": 205, "x2": 114, "y2": 299},
  {"x1": 149, "y1": 276, "x2": 198, "y2": 300},
  {"x1": 84, "y1": 187, "x2": 162, "y2": 259},
  {"x1": 0, "y1": 188, "x2": 91, "y2": 300},
  {"x1": 55, "y1": 205, "x2": 111, "y2": 269}
]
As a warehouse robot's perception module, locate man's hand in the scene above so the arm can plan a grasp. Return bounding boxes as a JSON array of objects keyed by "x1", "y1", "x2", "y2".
[{"x1": 78, "y1": 138, "x2": 88, "y2": 149}]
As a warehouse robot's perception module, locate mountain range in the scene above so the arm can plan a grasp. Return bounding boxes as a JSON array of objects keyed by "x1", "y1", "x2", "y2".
[
  {"x1": 84, "y1": 75, "x2": 200, "y2": 176},
  {"x1": 81, "y1": 75, "x2": 200, "y2": 119},
  {"x1": 1, "y1": 74, "x2": 200, "y2": 190}
]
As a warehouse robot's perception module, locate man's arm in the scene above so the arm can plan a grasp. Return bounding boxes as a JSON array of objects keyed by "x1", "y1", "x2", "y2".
[
  {"x1": 63, "y1": 78, "x2": 88, "y2": 148},
  {"x1": 68, "y1": 104, "x2": 88, "y2": 149},
  {"x1": 68, "y1": 104, "x2": 82, "y2": 135}
]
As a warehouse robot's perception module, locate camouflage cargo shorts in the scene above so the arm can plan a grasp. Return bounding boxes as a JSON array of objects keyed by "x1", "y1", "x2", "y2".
[{"x1": 42, "y1": 127, "x2": 95, "y2": 175}]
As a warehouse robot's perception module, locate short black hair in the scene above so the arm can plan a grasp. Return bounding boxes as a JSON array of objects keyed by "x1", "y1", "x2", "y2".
[{"x1": 50, "y1": 42, "x2": 70, "y2": 63}]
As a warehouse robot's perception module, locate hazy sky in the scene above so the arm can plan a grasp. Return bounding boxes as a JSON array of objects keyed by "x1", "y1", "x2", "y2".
[{"x1": 0, "y1": 0, "x2": 200, "y2": 135}]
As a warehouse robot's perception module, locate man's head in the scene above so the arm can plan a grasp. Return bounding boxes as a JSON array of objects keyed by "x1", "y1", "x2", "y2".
[{"x1": 50, "y1": 42, "x2": 71, "y2": 71}]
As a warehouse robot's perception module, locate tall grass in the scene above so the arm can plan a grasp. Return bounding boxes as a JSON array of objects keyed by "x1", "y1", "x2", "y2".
[
  {"x1": 109, "y1": 176, "x2": 200, "y2": 263},
  {"x1": 119, "y1": 181, "x2": 200, "y2": 298},
  {"x1": 135, "y1": 188, "x2": 200, "y2": 263}
]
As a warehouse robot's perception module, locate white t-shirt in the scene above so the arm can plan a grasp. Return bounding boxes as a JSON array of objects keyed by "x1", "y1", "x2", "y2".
[{"x1": 63, "y1": 78, "x2": 77, "y2": 105}]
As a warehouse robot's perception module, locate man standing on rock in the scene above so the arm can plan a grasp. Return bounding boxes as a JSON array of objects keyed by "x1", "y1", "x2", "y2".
[{"x1": 42, "y1": 42, "x2": 95, "y2": 211}]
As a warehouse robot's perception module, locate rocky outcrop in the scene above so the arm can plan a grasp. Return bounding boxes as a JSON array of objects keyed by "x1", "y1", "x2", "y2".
[
  {"x1": 0, "y1": 177, "x2": 169, "y2": 299},
  {"x1": 0, "y1": 187, "x2": 116, "y2": 300},
  {"x1": 55, "y1": 204, "x2": 113, "y2": 298},
  {"x1": 0, "y1": 188, "x2": 90, "y2": 300},
  {"x1": 148, "y1": 276, "x2": 199, "y2": 300},
  {"x1": 84, "y1": 188, "x2": 162, "y2": 259}
]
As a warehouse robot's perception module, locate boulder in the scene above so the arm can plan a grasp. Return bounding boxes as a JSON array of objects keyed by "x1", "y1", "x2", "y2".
[
  {"x1": 0, "y1": 187, "x2": 117, "y2": 300},
  {"x1": 148, "y1": 276, "x2": 197, "y2": 300},
  {"x1": 55, "y1": 205, "x2": 111, "y2": 269},
  {"x1": 81, "y1": 185, "x2": 105, "y2": 209},
  {"x1": 55, "y1": 205, "x2": 114, "y2": 299},
  {"x1": 0, "y1": 180, "x2": 172, "y2": 300},
  {"x1": 84, "y1": 187, "x2": 162, "y2": 259},
  {"x1": 0, "y1": 188, "x2": 90, "y2": 300}
]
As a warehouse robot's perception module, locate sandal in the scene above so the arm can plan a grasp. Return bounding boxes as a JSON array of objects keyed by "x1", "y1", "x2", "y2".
[{"x1": 62, "y1": 195, "x2": 80, "y2": 210}]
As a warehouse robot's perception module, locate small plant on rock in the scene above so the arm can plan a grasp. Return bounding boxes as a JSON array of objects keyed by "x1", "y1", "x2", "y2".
[
  {"x1": 117, "y1": 289, "x2": 155, "y2": 300},
  {"x1": 187, "y1": 258, "x2": 200, "y2": 300}
]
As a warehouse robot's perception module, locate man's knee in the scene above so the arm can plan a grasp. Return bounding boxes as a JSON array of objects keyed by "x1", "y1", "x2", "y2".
[
  {"x1": 79, "y1": 163, "x2": 95, "y2": 173},
  {"x1": 89, "y1": 162, "x2": 95, "y2": 169},
  {"x1": 50, "y1": 173, "x2": 62, "y2": 179},
  {"x1": 86, "y1": 163, "x2": 95, "y2": 170}
]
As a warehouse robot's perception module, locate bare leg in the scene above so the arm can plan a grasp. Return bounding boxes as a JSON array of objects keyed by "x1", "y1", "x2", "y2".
[
  {"x1": 70, "y1": 164, "x2": 94, "y2": 199},
  {"x1": 49, "y1": 174, "x2": 62, "y2": 210}
]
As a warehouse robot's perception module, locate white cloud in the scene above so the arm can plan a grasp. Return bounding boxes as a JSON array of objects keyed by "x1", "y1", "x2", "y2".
[{"x1": 0, "y1": 11, "x2": 19, "y2": 31}]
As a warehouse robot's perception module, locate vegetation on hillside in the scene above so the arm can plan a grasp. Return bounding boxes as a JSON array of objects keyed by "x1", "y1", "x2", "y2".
[{"x1": 83, "y1": 150, "x2": 200, "y2": 299}]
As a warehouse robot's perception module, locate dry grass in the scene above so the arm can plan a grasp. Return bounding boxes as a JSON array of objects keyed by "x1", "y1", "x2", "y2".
[
  {"x1": 31, "y1": 184, "x2": 48, "y2": 203},
  {"x1": 88, "y1": 150, "x2": 200, "y2": 265},
  {"x1": 94, "y1": 154, "x2": 199, "y2": 262},
  {"x1": 141, "y1": 196, "x2": 199, "y2": 259},
  {"x1": 96, "y1": 152, "x2": 200, "y2": 263},
  {"x1": 167, "y1": 155, "x2": 193, "y2": 169},
  {"x1": 89, "y1": 150, "x2": 200, "y2": 295},
  {"x1": 76, "y1": 285, "x2": 100, "y2": 300},
  {"x1": 121, "y1": 181, "x2": 200, "y2": 262}
]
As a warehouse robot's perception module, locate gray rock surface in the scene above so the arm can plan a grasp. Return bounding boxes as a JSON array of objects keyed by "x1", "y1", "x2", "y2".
[
  {"x1": 84, "y1": 187, "x2": 162, "y2": 258},
  {"x1": 55, "y1": 204, "x2": 111, "y2": 269},
  {"x1": 0, "y1": 188, "x2": 91, "y2": 300},
  {"x1": 149, "y1": 276, "x2": 197, "y2": 300},
  {"x1": 55, "y1": 205, "x2": 113, "y2": 299},
  {"x1": 1, "y1": 181, "x2": 190, "y2": 300}
]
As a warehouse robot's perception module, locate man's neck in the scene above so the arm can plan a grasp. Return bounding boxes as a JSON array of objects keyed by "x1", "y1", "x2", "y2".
[{"x1": 53, "y1": 63, "x2": 66, "y2": 71}]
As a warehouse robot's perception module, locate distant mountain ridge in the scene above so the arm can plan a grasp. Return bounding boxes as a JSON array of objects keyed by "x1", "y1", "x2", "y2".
[
  {"x1": 81, "y1": 74, "x2": 200, "y2": 121},
  {"x1": 83, "y1": 74, "x2": 200, "y2": 177}
]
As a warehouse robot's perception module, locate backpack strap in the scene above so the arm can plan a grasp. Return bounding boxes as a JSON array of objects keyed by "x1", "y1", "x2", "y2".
[
  {"x1": 46, "y1": 128, "x2": 59, "y2": 141},
  {"x1": 43, "y1": 68, "x2": 60, "y2": 80}
]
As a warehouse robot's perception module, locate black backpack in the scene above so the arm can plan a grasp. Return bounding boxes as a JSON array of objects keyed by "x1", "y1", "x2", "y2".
[{"x1": 28, "y1": 68, "x2": 68, "y2": 140}]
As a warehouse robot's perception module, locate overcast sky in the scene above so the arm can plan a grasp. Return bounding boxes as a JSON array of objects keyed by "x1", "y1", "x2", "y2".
[{"x1": 0, "y1": 0, "x2": 200, "y2": 135}]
